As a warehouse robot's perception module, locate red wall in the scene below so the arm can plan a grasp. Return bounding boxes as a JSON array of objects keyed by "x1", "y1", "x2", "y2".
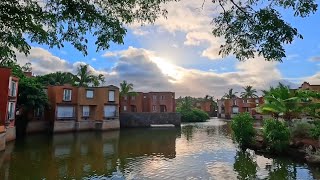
[{"x1": 0, "y1": 68, "x2": 12, "y2": 126}]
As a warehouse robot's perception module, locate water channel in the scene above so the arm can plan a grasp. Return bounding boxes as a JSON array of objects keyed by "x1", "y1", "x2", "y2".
[{"x1": 0, "y1": 118, "x2": 319, "y2": 179}]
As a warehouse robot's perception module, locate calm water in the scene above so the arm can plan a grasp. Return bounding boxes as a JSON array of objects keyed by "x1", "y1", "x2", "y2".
[{"x1": 1, "y1": 118, "x2": 320, "y2": 180}]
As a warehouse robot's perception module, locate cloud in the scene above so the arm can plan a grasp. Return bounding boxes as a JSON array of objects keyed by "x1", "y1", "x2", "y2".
[
  {"x1": 102, "y1": 51, "x2": 118, "y2": 57},
  {"x1": 18, "y1": 46, "x2": 296, "y2": 98},
  {"x1": 309, "y1": 56, "x2": 320, "y2": 62},
  {"x1": 91, "y1": 58, "x2": 97, "y2": 61}
]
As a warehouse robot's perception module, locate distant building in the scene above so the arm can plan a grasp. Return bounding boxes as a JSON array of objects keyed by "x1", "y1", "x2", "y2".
[
  {"x1": 195, "y1": 100, "x2": 216, "y2": 117},
  {"x1": 46, "y1": 84, "x2": 120, "y2": 132},
  {"x1": 0, "y1": 67, "x2": 19, "y2": 143},
  {"x1": 120, "y1": 92, "x2": 176, "y2": 113},
  {"x1": 217, "y1": 97, "x2": 264, "y2": 119},
  {"x1": 298, "y1": 82, "x2": 320, "y2": 91}
]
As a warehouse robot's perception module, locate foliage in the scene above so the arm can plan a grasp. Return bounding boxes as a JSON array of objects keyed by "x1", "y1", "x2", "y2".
[
  {"x1": 240, "y1": 86, "x2": 258, "y2": 98},
  {"x1": 231, "y1": 113, "x2": 255, "y2": 149},
  {"x1": 233, "y1": 151, "x2": 257, "y2": 180},
  {"x1": 257, "y1": 83, "x2": 320, "y2": 121},
  {"x1": 0, "y1": 0, "x2": 174, "y2": 63},
  {"x1": 36, "y1": 72, "x2": 75, "y2": 86},
  {"x1": 212, "y1": 0, "x2": 318, "y2": 62},
  {"x1": 310, "y1": 121, "x2": 320, "y2": 139},
  {"x1": 223, "y1": 88, "x2": 238, "y2": 99},
  {"x1": 2, "y1": 62, "x2": 48, "y2": 112},
  {"x1": 290, "y1": 121, "x2": 314, "y2": 138},
  {"x1": 119, "y1": 80, "x2": 138, "y2": 98},
  {"x1": 74, "y1": 64, "x2": 105, "y2": 87},
  {"x1": 263, "y1": 119, "x2": 290, "y2": 153},
  {"x1": 176, "y1": 97, "x2": 209, "y2": 122}
]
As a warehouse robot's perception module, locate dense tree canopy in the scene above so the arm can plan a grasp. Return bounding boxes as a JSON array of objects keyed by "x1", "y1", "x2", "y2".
[
  {"x1": 212, "y1": 0, "x2": 318, "y2": 62},
  {"x1": 0, "y1": 0, "x2": 175, "y2": 64}
]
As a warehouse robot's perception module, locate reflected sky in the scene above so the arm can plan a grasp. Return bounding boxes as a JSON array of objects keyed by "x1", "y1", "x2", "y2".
[{"x1": 0, "y1": 118, "x2": 319, "y2": 179}]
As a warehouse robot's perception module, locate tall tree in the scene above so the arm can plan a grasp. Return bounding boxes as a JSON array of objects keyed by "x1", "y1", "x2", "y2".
[
  {"x1": 240, "y1": 86, "x2": 258, "y2": 98},
  {"x1": 74, "y1": 64, "x2": 105, "y2": 87},
  {"x1": 0, "y1": 0, "x2": 174, "y2": 64},
  {"x1": 119, "y1": 80, "x2": 138, "y2": 98},
  {"x1": 223, "y1": 88, "x2": 238, "y2": 99},
  {"x1": 211, "y1": 0, "x2": 318, "y2": 62},
  {"x1": 36, "y1": 72, "x2": 75, "y2": 86}
]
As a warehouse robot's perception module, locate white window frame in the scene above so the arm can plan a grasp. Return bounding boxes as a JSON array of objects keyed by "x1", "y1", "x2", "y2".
[
  {"x1": 233, "y1": 99, "x2": 237, "y2": 105},
  {"x1": 8, "y1": 102, "x2": 15, "y2": 120},
  {"x1": 232, "y1": 107, "x2": 239, "y2": 114},
  {"x1": 63, "y1": 89, "x2": 72, "y2": 101},
  {"x1": 152, "y1": 105, "x2": 157, "y2": 112},
  {"x1": 82, "y1": 106, "x2": 90, "y2": 117},
  {"x1": 153, "y1": 95, "x2": 157, "y2": 100},
  {"x1": 243, "y1": 99, "x2": 248, "y2": 103},
  {"x1": 57, "y1": 106, "x2": 74, "y2": 118},
  {"x1": 123, "y1": 105, "x2": 127, "y2": 111},
  {"x1": 10, "y1": 80, "x2": 17, "y2": 97},
  {"x1": 86, "y1": 90, "x2": 94, "y2": 99},
  {"x1": 108, "y1": 90, "x2": 115, "y2": 102},
  {"x1": 131, "y1": 96, "x2": 136, "y2": 100}
]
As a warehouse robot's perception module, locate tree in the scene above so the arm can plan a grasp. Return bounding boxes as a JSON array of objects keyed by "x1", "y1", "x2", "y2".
[
  {"x1": 223, "y1": 88, "x2": 238, "y2": 99},
  {"x1": 256, "y1": 83, "x2": 320, "y2": 121},
  {"x1": 119, "y1": 80, "x2": 138, "y2": 98},
  {"x1": 240, "y1": 86, "x2": 258, "y2": 98},
  {"x1": 0, "y1": 0, "x2": 174, "y2": 64},
  {"x1": 74, "y1": 64, "x2": 105, "y2": 87},
  {"x1": 36, "y1": 72, "x2": 75, "y2": 86},
  {"x1": 211, "y1": 0, "x2": 318, "y2": 62}
]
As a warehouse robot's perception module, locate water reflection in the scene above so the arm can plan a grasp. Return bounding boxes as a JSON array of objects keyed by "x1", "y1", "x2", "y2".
[{"x1": 0, "y1": 119, "x2": 319, "y2": 179}]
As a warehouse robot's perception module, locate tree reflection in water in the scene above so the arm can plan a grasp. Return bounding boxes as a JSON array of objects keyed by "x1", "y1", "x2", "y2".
[{"x1": 233, "y1": 150, "x2": 257, "y2": 179}]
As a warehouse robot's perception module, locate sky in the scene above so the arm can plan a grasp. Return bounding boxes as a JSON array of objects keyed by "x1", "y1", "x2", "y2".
[{"x1": 16, "y1": 0, "x2": 320, "y2": 98}]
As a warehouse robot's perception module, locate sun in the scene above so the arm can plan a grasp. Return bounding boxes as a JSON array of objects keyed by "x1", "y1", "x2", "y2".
[{"x1": 150, "y1": 57, "x2": 183, "y2": 82}]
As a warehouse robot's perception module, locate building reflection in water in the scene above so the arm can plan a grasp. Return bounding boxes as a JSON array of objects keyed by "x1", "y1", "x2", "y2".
[{"x1": 0, "y1": 128, "x2": 180, "y2": 179}]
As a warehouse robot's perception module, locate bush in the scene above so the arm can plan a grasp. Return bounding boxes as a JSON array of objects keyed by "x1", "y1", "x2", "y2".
[
  {"x1": 231, "y1": 113, "x2": 255, "y2": 149},
  {"x1": 263, "y1": 119, "x2": 290, "y2": 153},
  {"x1": 310, "y1": 121, "x2": 320, "y2": 139},
  {"x1": 290, "y1": 121, "x2": 314, "y2": 138},
  {"x1": 177, "y1": 108, "x2": 209, "y2": 122}
]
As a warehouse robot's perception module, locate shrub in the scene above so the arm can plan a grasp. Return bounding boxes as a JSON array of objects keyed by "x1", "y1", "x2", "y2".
[
  {"x1": 263, "y1": 119, "x2": 290, "y2": 153},
  {"x1": 177, "y1": 108, "x2": 209, "y2": 122},
  {"x1": 231, "y1": 113, "x2": 255, "y2": 149},
  {"x1": 290, "y1": 121, "x2": 314, "y2": 138},
  {"x1": 310, "y1": 121, "x2": 320, "y2": 139}
]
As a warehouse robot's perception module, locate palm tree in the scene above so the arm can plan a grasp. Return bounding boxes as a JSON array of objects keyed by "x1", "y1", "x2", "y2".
[
  {"x1": 223, "y1": 88, "x2": 238, "y2": 99},
  {"x1": 74, "y1": 64, "x2": 105, "y2": 87},
  {"x1": 241, "y1": 86, "x2": 258, "y2": 98},
  {"x1": 119, "y1": 80, "x2": 138, "y2": 98},
  {"x1": 256, "y1": 83, "x2": 308, "y2": 121},
  {"x1": 37, "y1": 71, "x2": 74, "y2": 86}
]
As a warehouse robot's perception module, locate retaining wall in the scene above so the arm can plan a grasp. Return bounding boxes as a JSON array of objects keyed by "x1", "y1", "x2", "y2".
[{"x1": 120, "y1": 112, "x2": 181, "y2": 128}]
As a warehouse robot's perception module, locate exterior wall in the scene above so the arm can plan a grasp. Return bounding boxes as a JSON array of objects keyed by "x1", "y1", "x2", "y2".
[
  {"x1": 0, "y1": 132, "x2": 5, "y2": 151},
  {"x1": 5, "y1": 127, "x2": 16, "y2": 142},
  {"x1": 120, "y1": 92, "x2": 175, "y2": 113},
  {"x1": 218, "y1": 97, "x2": 264, "y2": 119},
  {"x1": 299, "y1": 82, "x2": 320, "y2": 91},
  {"x1": 95, "y1": 120, "x2": 120, "y2": 130},
  {"x1": 26, "y1": 121, "x2": 49, "y2": 133},
  {"x1": 120, "y1": 112, "x2": 181, "y2": 128},
  {"x1": 0, "y1": 68, "x2": 19, "y2": 128}
]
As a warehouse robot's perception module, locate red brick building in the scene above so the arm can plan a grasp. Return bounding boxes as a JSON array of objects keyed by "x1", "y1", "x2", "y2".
[
  {"x1": 217, "y1": 97, "x2": 264, "y2": 119},
  {"x1": 195, "y1": 100, "x2": 216, "y2": 116},
  {"x1": 0, "y1": 67, "x2": 19, "y2": 142},
  {"x1": 120, "y1": 92, "x2": 176, "y2": 113}
]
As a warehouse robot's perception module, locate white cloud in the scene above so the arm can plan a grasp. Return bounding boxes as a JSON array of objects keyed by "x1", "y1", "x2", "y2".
[
  {"x1": 102, "y1": 51, "x2": 118, "y2": 57},
  {"x1": 91, "y1": 58, "x2": 97, "y2": 61}
]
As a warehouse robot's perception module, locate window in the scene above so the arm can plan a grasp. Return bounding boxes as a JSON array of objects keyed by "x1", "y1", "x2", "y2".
[
  {"x1": 152, "y1": 105, "x2": 157, "y2": 112},
  {"x1": 143, "y1": 96, "x2": 146, "y2": 99},
  {"x1": 255, "y1": 99, "x2": 259, "y2": 103},
  {"x1": 86, "y1": 90, "x2": 94, "y2": 98},
  {"x1": 153, "y1": 95, "x2": 157, "y2": 100},
  {"x1": 232, "y1": 107, "x2": 239, "y2": 114},
  {"x1": 104, "y1": 105, "x2": 116, "y2": 117},
  {"x1": 131, "y1": 96, "x2": 136, "y2": 100},
  {"x1": 123, "y1": 106, "x2": 127, "y2": 111},
  {"x1": 10, "y1": 80, "x2": 17, "y2": 97},
  {"x1": 82, "y1": 106, "x2": 90, "y2": 117},
  {"x1": 109, "y1": 90, "x2": 115, "y2": 102},
  {"x1": 243, "y1": 99, "x2": 248, "y2": 103},
  {"x1": 63, "y1": 89, "x2": 72, "y2": 101},
  {"x1": 233, "y1": 99, "x2": 237, "y2": 105},
  {"x1": 8, "y1": 102, "x2": 15, "y2": 119},
  {"x1": 161, "y1": 96, "x2": 165, "y2": 100},
  {"x1": 57, "y1": 106, "x2": 74, "y2": 118}
]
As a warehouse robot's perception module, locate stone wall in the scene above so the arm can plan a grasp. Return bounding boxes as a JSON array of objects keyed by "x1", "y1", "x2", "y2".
[
  {"x1": 120, "y1": 112, "x2": 181, "y2": 128},
  {"x1": 5, "y1": 127, "x2": 15, "y2": 142},
  {"x1": 53, "y1": 121, "x2": 76, "y2": 133},
  {"x1": 95, "y1": 120, "x2": 120, "y2": 130},
  {"x1": 53, "y1": 120, "x2": 120, "y2": 133}
]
